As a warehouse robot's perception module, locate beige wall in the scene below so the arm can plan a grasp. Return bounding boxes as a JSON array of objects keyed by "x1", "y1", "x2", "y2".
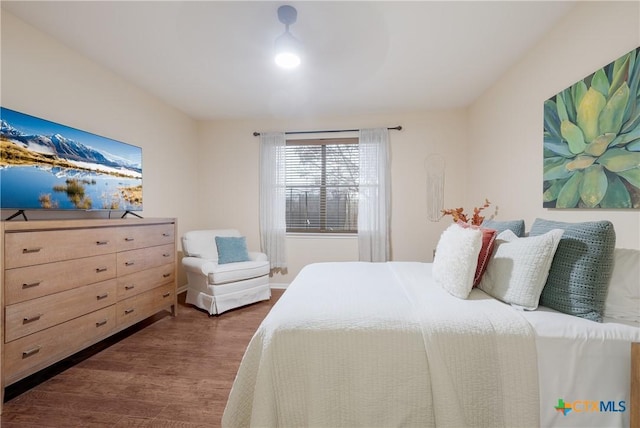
[
  {"x1": 4, "y1": 2, "x2": 638, "y2": 289},
  {"x1": 1, "y1": 11, "x2": 202, "y2": 287},
  {"x1": 469, "y1": 1, "x2": 640, "y2": 250},
  {"x1": 1, "y1": 11, "x2": 201, "y2": 239},
  {"x1": 197, "y1": 110, "x2": 469, "y2": 282}
]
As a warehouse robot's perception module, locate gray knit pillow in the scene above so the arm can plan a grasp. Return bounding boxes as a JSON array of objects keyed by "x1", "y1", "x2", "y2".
[
  {"x1": 481, "y1": 219, "x2": 525, "y2": 237},
  {"x1": 529, "y1": 219, "x2": 616, "y2": 322}
]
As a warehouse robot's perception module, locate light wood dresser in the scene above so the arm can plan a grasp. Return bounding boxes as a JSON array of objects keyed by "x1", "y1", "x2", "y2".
[{"x1": 0, "y1": 218, "x2": 177, "y2": 413}]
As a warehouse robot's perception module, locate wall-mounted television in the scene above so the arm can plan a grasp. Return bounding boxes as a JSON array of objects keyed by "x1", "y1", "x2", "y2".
[{"x1": 1, "y1": 107, "x2": 142, "y2": 215}]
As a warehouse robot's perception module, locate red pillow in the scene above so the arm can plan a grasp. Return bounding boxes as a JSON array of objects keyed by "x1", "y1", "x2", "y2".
[{"x1": 456, "y1": 221, "x2": 497, "y2": 287}]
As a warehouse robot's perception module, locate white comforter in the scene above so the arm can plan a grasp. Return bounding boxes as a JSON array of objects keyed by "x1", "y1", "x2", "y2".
[{"x1": 222, "y1": 262, "x2": 539, "y2": 427}]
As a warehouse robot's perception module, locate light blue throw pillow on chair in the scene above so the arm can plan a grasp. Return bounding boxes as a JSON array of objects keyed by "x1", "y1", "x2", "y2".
[
  {"x1": 215, "y1": 236, "x2": 251, "y2": 264},
  {"x1": 529, "y1": 218, "x2": 616, "y2": 322},
  {"x1": 481, "y1": 219, "x2": 525, "y2": 237}
]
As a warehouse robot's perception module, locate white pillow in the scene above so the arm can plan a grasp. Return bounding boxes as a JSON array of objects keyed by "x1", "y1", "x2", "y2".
[
  {"x1": 478, "y1": 229, "x2": 564, "y2": 310},
  {"x1": 433, "y1": 223, "x2": 483, "y2": 299},
  {"x1": 604, "y1": 248, "x2": 640, "y2": 323}
]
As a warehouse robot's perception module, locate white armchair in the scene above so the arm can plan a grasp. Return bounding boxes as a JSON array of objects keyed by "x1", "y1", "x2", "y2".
[{"x1": 181, "y1": 229, "x2": 271, "y2": 315}]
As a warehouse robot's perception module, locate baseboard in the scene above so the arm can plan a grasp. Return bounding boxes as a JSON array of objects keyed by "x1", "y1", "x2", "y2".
[
  {"x1": 270, "y1": 283, "x2": 289, "y2": 290},
  {"x1": 177, "y1": 285, "x2": 188, "y2": 294}
]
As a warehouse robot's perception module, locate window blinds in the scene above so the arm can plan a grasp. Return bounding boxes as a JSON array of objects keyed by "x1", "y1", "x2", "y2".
[{"x1": 285, "y1": 138, "x2": 359, "y2": 233}]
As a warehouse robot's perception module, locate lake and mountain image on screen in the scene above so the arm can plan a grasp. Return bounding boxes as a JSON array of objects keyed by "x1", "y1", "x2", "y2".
[{"x1": 0, "y1": 108, "x2": 142, "y2": 211}]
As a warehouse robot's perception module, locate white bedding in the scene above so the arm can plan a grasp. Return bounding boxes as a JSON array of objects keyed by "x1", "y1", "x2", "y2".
[
  {"x1": 223, "y1": 261, "x2": 639, "y2": 428},
  {"x1": 223, "y1": 262, "x2": 540, "y2": 427},
  {"x1": 522, "y1": 307, "x2": 640, "y2": 428}
]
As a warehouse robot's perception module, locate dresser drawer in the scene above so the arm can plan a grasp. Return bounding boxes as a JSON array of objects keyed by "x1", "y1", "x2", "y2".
[
  {"x1": 116, "y1": 283, "x2": 175, "y2": 329},
  {"x1": 116, "y1": 223, "x2": 175, "y2": 252},
  {"x1": 5, "y1": 228, "x2": 116, "y2": 269},
  {"x1": 117, "y1": 243, "x2": 175, "y2": 276},
  {"x1": 5, "y1": 279, "x2": 118, "y2": 342},
  {"x1": 4, "y1": 306, "x2": 117, "y2": 384},
  {"x1": 117, "y1": 263, "x2": 175, "y2": 300},
  {"x1": 5, "y1": 254, "x2": 117, "y2": 305}
]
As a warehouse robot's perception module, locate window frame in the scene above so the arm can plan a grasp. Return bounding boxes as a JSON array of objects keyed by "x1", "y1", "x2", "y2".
[{"x1": 285, "y1": 137, "x2": 359, "y2": 234}]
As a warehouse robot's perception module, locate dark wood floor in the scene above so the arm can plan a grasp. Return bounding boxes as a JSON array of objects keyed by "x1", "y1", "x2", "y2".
[{"x1": 1, "y1": 289, "x2": 284, "y2": 427}]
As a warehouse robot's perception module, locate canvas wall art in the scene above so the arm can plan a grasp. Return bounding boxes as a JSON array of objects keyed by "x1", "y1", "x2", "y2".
[{"x1": 543, "y1": 46, "x2": 640, "y2": 209}]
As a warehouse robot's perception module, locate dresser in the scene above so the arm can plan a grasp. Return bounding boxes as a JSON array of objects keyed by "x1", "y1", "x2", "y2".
[{"x1": 0, "y1": 218, "x2": 177, "y2": 411}]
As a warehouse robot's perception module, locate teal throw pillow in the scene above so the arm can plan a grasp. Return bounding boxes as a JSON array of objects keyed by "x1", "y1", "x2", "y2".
[
  {"x1": 529, "y1": 218, "x2": 616, "y2": 322},
  {"x1": 215, "y1": 236, "x2": 250, "y2": 264},
  {"x1": 481, "y1": 219, "x2": 525, "y2": 237}
]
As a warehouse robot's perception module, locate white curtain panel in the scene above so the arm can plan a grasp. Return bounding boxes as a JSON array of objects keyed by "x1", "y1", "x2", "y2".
[
  {"x1": 358, "y1": 128, "x2": 391, "y2": 262},
  {"x1": 259, "y1": 132, "x2": 288, "y2": 273}
]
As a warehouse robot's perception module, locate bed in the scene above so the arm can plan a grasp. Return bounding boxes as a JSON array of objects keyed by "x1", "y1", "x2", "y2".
[{"x1": 222, "y1": 220, "x2": 640, "y2": 428}]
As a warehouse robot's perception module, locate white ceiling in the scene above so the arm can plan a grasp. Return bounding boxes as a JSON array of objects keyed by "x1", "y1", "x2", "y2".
[{"x1": 2, "y1": 1, "x2": 576, "y2": 121}]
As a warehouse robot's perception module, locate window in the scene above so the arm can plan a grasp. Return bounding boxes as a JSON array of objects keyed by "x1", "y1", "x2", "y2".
[{"x1": 285, "y1": 138, "x2": 358, "y2": 233}]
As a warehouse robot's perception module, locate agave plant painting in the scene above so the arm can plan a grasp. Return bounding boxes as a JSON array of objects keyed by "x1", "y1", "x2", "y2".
[{"x1": 543, "y1": 46, "x2": 640, "y2": 209}]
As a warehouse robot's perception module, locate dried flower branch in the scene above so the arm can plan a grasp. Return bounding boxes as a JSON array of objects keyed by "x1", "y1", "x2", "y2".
[{"x1": 441, "y1": 199, "x2": 491, "y2": 226}]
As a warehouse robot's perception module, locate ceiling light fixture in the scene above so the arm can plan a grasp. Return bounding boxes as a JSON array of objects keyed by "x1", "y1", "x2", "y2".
[{"x1": 274, "y1": 5, "x2": 301, "y2": 69}]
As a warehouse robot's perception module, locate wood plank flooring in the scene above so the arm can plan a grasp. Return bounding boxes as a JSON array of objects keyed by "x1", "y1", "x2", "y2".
[{"x1": 1, "y1": 289, "x2": 283, "y2": 427}]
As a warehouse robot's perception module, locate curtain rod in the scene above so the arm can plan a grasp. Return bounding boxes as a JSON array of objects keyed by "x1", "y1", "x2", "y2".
[{"x1": 252, "y1": 126, "x2": 402, "y2": 137}]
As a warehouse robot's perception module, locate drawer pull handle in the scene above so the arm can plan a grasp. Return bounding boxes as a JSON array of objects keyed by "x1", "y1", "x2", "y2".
[
  {"x1": 163, "y1": 253, "x2": 171, "y2": 257},
  {"x1": 22, "y1": 281, "x2": 42, "y2": 289},
  {"x1": 22, "y1": 247, "x2": 42, "y2": 254},
  {"x1": 124, "y1": 308, "x2": 135, "y2": 315},
  {"x1": 162, "y1": 233, "x2": 170, "y2": 237},
  {"x1": 96, "y1": 240, "x2": 109, "y2": 246},
  {"x1": 162, "y1": 292, "x2": 171, "y2": 298},
  {"x1": 96, "y1": 319, "x2": 108, "y2": 327},
  {"x1": 125, "y1": 261, "x2": 135, "y2": 266},
  {"x1": 125, "y1": 237, "x2": 135, "y2": 242},
  {"x1": 163, "y1": 273, "x2": 171, "y2": 278},
  {"x1": 23, "y1": 314, "x2": 42, "y2": 324},
  {"x1": 97, "y1": 293, "x2": 109, "y2": 300},
  {"x1": 125, "y1": 285, "x2": 135, "y2": 290},
  {"x1": 96, "y1": 267, "x2": 108, "y2": 273},
  {"x1": 22, "y1": 346, "x2": 41, "y2": 359}
]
